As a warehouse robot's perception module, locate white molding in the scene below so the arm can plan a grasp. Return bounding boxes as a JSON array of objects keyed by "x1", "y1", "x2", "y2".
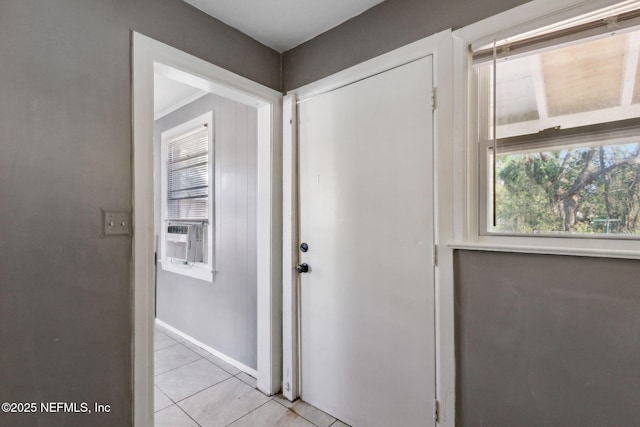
[
  {"x1": 155, "y1": 319, "x2": 257, "y2": 377},
  {"x1": 132, "y1": 31, "x2": 282, "y2": 427},
  {"x1": 158, "y1": 260, "x2": 214, "y2": 282},
  {"x1": 132, "y1": 33, "x2": 155, "y2": 427},
  {"x1": 281, "y1": 94, "x2": 299, "y2": 401},
  {"x1": 452, "y1": 34, "x2": 476, "y2": 244},
  {"x1": 496, "y1": 103, "x2": 640, "y2": 138},
  {"x1": 256, "y1": 100, "x2": 284, "y2": 396},
  {"x1": 450, "y1": 242, "x2": 640, "y2": 259},
  {"x1": 283, "y1": 29, "x2": 456, "y2": 426},
  {"x1": 432, "y1": 31, "x2": 456, "y2": 427}
]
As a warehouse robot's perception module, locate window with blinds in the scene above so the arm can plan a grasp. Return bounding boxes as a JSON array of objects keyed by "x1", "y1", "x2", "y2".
[
  {"x1": 167, "y1": 126, "x2": 209, "y2": 221},
  {"x1": 473, "y1": 1, "x2": 640, "y2": 237}
]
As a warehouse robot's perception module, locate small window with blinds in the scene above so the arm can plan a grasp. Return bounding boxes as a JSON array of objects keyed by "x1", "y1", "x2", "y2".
[
  {"x1": 474, "y1": 1, "x2": 640, "y2": 237},
  {"x1": 160, "y1": 111, "x2": 214, "y2": 281},
  {"x1": 167, "y1": 127, "x2": 209, "y2": 221}
]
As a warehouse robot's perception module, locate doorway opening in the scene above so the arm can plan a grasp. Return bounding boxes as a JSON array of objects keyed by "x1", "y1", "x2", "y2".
[
  {"x1": 152, "y1": 61, "x2": 261, "y2": 421},
  {"x1": 132, "y1": 32, "x2": 282, "y2": 426}
]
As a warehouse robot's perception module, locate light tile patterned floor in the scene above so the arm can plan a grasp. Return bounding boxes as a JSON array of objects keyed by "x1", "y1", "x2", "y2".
[{"x1": 154, "y1": 323, "x2": 350, "y2": 427}]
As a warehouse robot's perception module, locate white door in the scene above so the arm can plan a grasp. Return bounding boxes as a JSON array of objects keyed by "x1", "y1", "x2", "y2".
[{"x1": 297, "y1": 56, "x2": 435, "y2": 427}]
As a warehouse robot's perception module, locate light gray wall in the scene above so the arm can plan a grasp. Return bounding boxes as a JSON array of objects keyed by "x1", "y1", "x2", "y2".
[
  {"x1": 0, "y1": 1, "x2": 278, "y2": 426},
  {"x1": 455, "y1": 250, "x2": 640, "y2": 426},
  {"x1": 154, "y1": 93, "x2": 258, "y2": 369},
  {"x1": 282, "y1": 0, "x2": 529, "y2": 90}
]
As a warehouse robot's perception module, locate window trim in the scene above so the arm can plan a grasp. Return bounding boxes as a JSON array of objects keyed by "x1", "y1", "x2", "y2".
[
  {"x1": 160, "y1": 111, "x2": 216, "y2": 282},
  {"x1": 452, "y1": 0, "x2": 640, "y2": 257}
]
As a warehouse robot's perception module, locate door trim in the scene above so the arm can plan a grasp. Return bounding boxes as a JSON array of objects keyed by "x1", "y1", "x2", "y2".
[
  {"x1": 132, "y1": 32, "x2": 283, "y2": 426},
  {"x1": 282, "y1": 29, "x2": 456, "y2": 426}
]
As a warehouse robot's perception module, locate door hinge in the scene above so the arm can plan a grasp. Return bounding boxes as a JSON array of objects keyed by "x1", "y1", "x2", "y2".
[
  {"x1": 433, "y1": 399, "x2": 440, "y2": 423},
  {"x1": 433, "y1": 244, "x2": 438, "y2": 267},
  {"x1": 431, "y1": 87, "x2": 437, "y2": 111}
]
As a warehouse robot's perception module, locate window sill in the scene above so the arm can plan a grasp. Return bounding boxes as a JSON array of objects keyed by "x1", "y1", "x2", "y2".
[
  {"x1": 449, "y1": 241, "x2": 640, "y2": 260},
  {"x1": 160, "y1": 259, "x2": 214, "y2": 282}
]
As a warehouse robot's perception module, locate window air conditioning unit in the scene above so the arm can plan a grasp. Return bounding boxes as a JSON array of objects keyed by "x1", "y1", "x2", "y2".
[{"x1": 165, "y1": 223, "x2": 204, "y2": 263}]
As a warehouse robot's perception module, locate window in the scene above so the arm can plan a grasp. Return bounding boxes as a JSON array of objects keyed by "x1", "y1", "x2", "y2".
[
  {"x1": 167, "y1": 127, "x2": 209, "y2": 221},
  {"x1": 474, "y1": 3, "x2": 640, "y2": 237},
  {"x1": 161, "y1": 112, "x2": 215, "y2": 281}
]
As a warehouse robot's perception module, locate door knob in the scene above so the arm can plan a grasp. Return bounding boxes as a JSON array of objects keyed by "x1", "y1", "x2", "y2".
[{"x1": 296, "y1": 263, "x2": 309, "y2": 273}]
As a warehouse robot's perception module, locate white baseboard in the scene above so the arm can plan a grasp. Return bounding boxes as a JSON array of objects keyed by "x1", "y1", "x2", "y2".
[{"x1": 155, "y1": 318, "x2": 258, "y2": 378}]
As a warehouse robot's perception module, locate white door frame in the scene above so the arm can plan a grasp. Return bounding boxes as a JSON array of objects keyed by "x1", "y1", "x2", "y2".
[
  {"x1": 132, "y1": 32, "x2": 283, "y2": 427},
  {"x1": 282, "y1": 29, "x2": 456, "y2": 425}
]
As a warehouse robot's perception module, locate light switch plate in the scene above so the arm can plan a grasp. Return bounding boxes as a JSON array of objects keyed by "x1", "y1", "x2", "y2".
[{"x1": 103, "y1": 210, "x2": 131, "y2": 236}]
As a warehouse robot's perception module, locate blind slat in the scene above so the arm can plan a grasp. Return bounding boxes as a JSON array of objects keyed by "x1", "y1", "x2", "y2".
[
  {"x1": 169, "y1": 186, "x2": 208, "y2": 201},
  {"x1": 168, "y1": 164, "x2": 208, "y2": 192},
  {"x1": 167, "y1": 126, "x2": 209, "y2": 221},
  {"x1": 167, "y1": 199, "x2": 208, "y2": 220},
  {"x1": 169, "y1": 154, "x2": 207, "y2": 172}
]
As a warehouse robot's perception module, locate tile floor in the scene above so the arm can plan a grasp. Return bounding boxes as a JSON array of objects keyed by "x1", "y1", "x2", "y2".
[{"x1": 154, "y1": 323, "x2": 350, "y2": 427}]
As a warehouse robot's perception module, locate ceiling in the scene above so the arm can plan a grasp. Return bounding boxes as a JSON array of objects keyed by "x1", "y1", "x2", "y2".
[
  {"x1": 154, "y1": 73, "x2": 206, "y2": 119},
  {"x1": 156, "y1": 0, "x2": 386, "y2": 116},
  {"x1": 183, "y1": 0, "x2": 385, "y2": 52}
]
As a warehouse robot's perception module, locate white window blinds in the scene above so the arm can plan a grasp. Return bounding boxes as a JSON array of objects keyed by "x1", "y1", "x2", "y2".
[{"x1": 167, "y1": 126, "x2": 209, "y2": 220}]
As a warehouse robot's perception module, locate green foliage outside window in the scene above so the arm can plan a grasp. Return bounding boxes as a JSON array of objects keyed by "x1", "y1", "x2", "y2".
[{"x1": 494, "y1": 143, "x2": 640, "y2": 234}]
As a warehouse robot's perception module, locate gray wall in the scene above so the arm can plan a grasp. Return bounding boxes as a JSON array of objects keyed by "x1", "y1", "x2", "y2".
[
  {"x1": 282, "y1": 0, "x2": 529, "y2": 91},
  {"x1": 154, "y1": 94, "x2": 258, "y2": 369},
  {"x1": 0, "y1": 1, "x2": 278, "y2": 426},
  {"x1": 455, "y1": 250, "x2": 640, "y2": 426}
]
